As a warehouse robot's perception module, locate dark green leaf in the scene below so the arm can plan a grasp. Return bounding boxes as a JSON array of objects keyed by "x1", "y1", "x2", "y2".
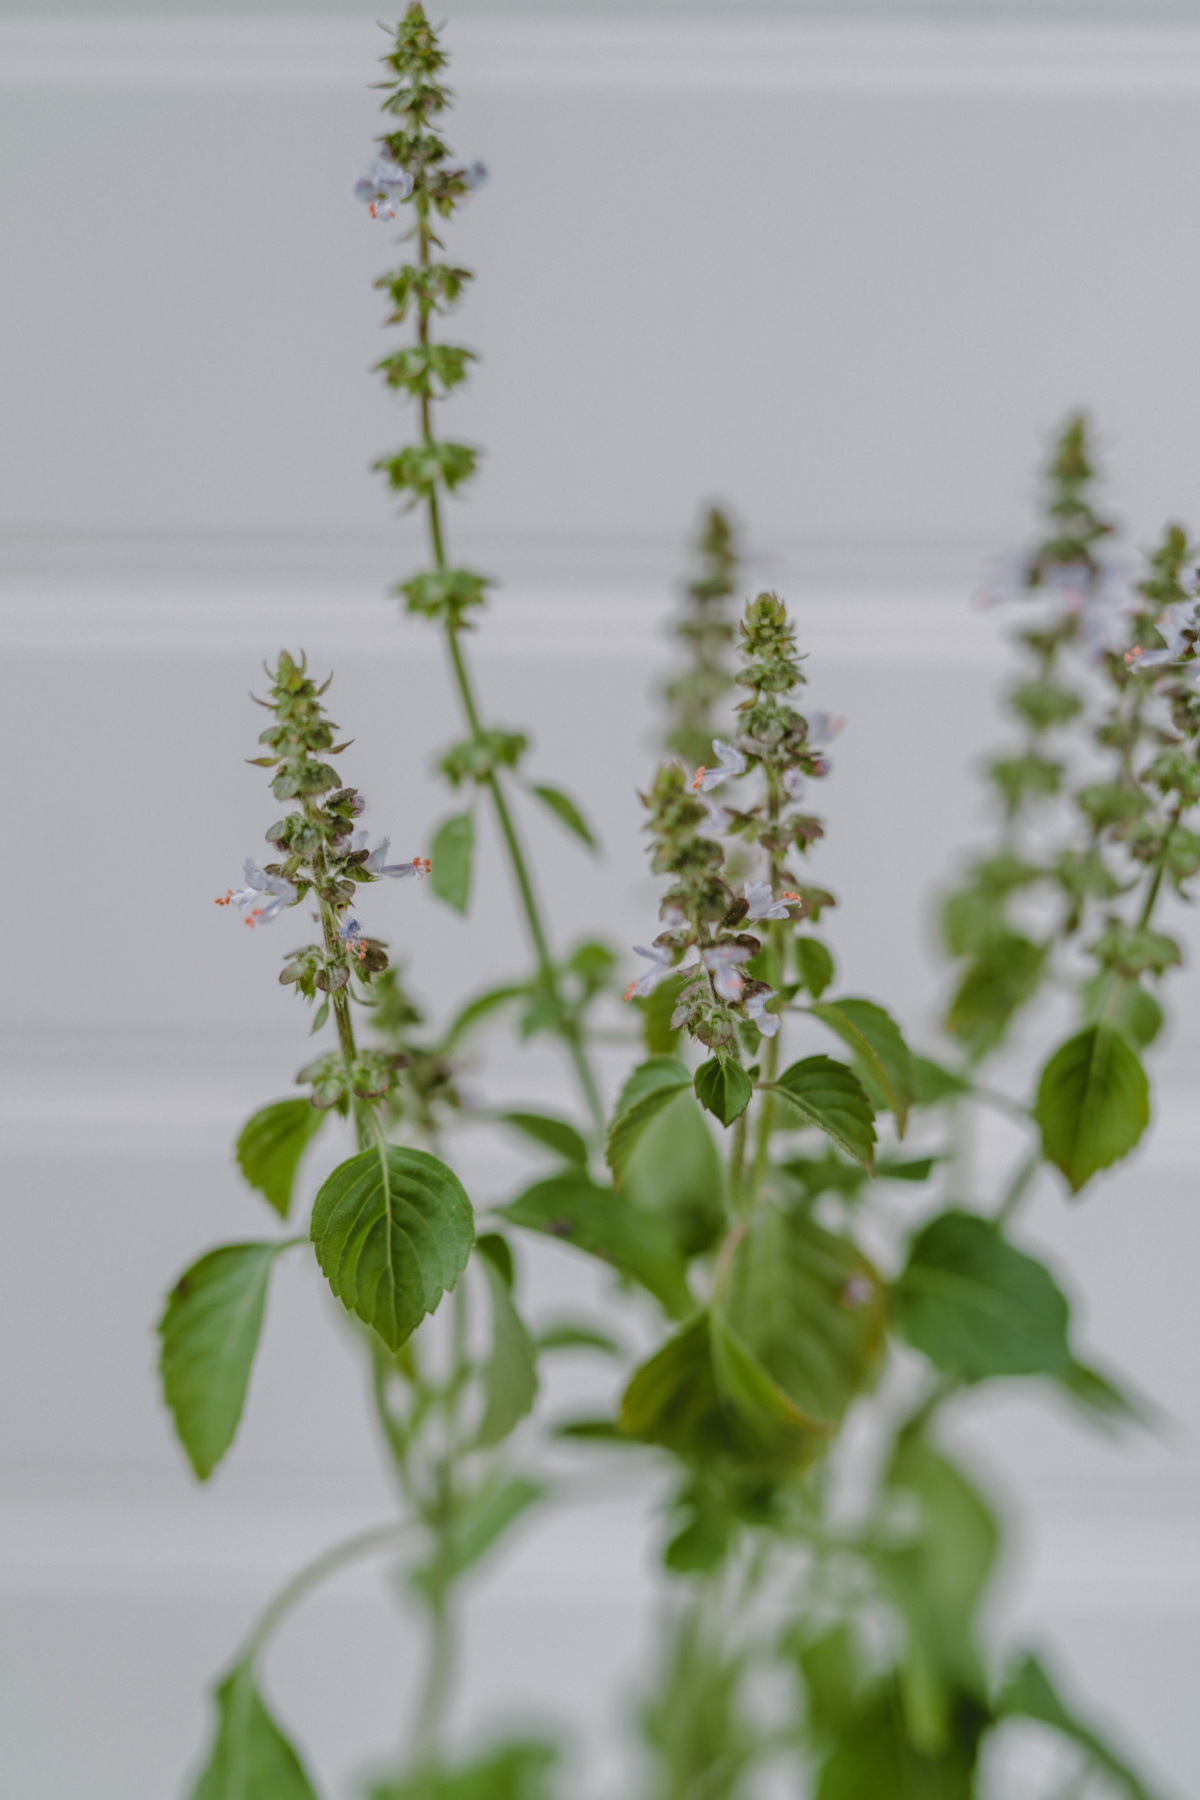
[
  {"x1": 476, "y1": 1253, "x2": 538, "y2": 1447},
  {"x1": 771, "y1": 1056, "x2": 876, "y2": 1172},
  {"x1": 896, "y1": 1210, "x2": 1072, "y2": 1382},
  {"x1": 501, "y1": 1170, "x2": 693, "y2": 1318},
  {"x1": 1034, "y1": 1025, "x2": 1149, "y2": 1193},
  {"x1": 310, "y1": 1146, "x2": 474, "y2": 1350},
  {"x1": 808, "y1": 998, "x2": 914, "y2": 1136},
  {"x1": 876, "y1": 1155, "x2": 937, "y2": 1183},
  {"x1": 693, "y1": 1057, "x2": 753, "y2": 1127},
  {"x1": 235, "y1": 1099, "x2": 325, "y2": 1221},
  {"x1": 997, "y1": 1653, "x2": 1160, "y2": 1800},
  {"x1": 721, "y1": 1204, "x2": 886, "y2": 1426},
  {"x1": 794, "y1": 935, "x2": 835, "y2": 998},
  {"x1": 621, "y1": 1090, "x2": 725, "y2": 1258},
  {"x1": 474, "y1": 1231, "x2": 513, "y2": 1287},
  {"x1": 529, "y1": 783, "x2": 598, "y2": 852},
  {"x1": 191, "y1": 1661, "x2": 319, "y2": 1800},
  {"x1": 605, "y1": 1057, "x2": 691, "y2": 1184},
  {"x1": 429, "y1": 812, "x2": 474, "y2": 914},
  {"x1": 497, "y1": 1111, "x2": 589, "y2": 1166},
  {"x1": 159, "y1": 1243, "x2": 284, "y2": 1481}
]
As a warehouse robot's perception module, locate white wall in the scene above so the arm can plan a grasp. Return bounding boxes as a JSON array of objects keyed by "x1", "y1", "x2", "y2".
[{"x1": 2, "y1": 19, "x2": 1199, "y2": 1799}]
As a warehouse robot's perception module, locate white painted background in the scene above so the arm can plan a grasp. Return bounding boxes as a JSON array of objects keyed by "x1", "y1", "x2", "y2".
[{"x1": 1, "y1": 17, "x2": 1199, "y2": 1799}]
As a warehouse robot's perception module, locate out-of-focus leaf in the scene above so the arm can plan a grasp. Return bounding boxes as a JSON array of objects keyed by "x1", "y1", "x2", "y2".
[
  {"x1": 620, "y1": 1090, "x2": 725, "y2": 1259},
  {"x1": 429, "y1": 812, "x2": 474, "y2": 914},
  {"x1": 794, "y1": 935, "x2": 835, "y2": 998},
  {"x1": 911, "y1": 1057, "x2": 971, "y2": 1107},
  {"x1": 497, "y1": 1111, "x2": 589, "y2": 1166},
  {"x1": 606, "y1": 1057, "x2": 691, "y2": 1184},
  {"x1": 529, "y1": 783, "x2": 599, "y2": 852},
  {"x1": 476, "y1": 1254, "x2": 538, "y2": 1447},
  {"x1": 996, "y1": 1653, "x2": 1161, "y2": 1800},
  {"x1": 1034, "y1": 1025, "x2": 1149, "y2": 1193},
  {"x1": 235, "y1": 1099, "x2": 326, "y2": 1220},
  {"x1": 501, "y1": 1170, "x2": 693, "y2": 1318},
  {"x1": 190, "y1": 1661, "x2": 319, "y2": 1800}
]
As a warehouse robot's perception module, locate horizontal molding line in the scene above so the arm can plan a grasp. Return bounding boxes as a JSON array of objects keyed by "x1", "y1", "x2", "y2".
[{"x1": 8, "y1": 20, "x2": 1200, "y2": 94}]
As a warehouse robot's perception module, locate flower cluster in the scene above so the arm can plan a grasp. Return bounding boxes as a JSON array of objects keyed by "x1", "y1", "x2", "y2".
[{"x1": 662, "y1": 506, "x2": 741, "y2": 771}]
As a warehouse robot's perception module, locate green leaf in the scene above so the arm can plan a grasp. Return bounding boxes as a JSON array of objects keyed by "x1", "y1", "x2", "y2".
[
  {"x1": 621, "y1": 1089, "x2": 725, "y2": 1258},
  {"x1": 605, "y1": 1056, "x2": 691, "y2": 1185},
  {"x1": 876, "y1": 1155, "x2": 937, "y2": 1183},
  {"x1": 911, "y1": 1056, "x2": 971, "y2": 1107},
  {"x1": 476, "y1": 1253, "x2": 538, "y2": 1447},
  {"x1": 895, "y1": 1210, "x2": 1072, "y2": 1382},
  {"x1": 1034, "y1": 1024, "x2": 1149, "y2": 1193},
  {"x1": 996, "y1": 1653, "x2": 1160, "y2": 1800},
  {"x1": 944, "y1": 932, "x2": 1045, "y2": 1059},
  {"x1": 808, "y1": 998, "x2": 914, "y2": 1137},
  {"x1": 497, "y1": 1111, "x2": 589, "y2": 1165},
  {"x1": 529, "y1": 783, "x2": 598, "y2": 852},
  {"x1": 440, "y1": 982, "x2": 527, "y2": 1050},
  {"x1": 310, "y1": 1146, "x2": 474, "y2": 1350},
  {"x1": 693, "y1": 1057, "x2": 753, "y2": 1127},
  {"x1": 1057, "y1": 1357, "x2": 1150, "y2": 1428},
  {"x1": 501, "y1": 1170, "x2": 692, "y2": 1318},
  {"x1": 368, "y1": 1738, "x2": 559, "y2": 1800},
  {"x1": 234, "y1": 1100, "x2": 326, "y2": 1221},
  {"x1": 191, "y1": 1661, "x2": 318, "y2": 1800},
  {"x1": 412, "y1": 1473, "x2": 543, "y2": 1594},
  {"x1": 159, "y1": 1243, "x2": 284, "y2": 1481},
  {"x1": 535, "y1": 1320, "x2": 623, "y2": 1356},
  {"x1": 1083, "y1": 971, "x2": 1164, "y2": 1049},
  {"x1": 771, "y1": 1056, "x2": 876, "y2": 1172},
  {"x1": 811, "y1": 1680, "x2": 987, "y2": 1800},
  {"x1": 794, "y1": 935, "x2": 835, "y2": 998},
  {"x1": 874, "y1": 1435, "x2": 998, "y2": 1749},
  {"x1": 474, "y1": 1231, "x2": 513, "y2": 1287},
  {"x1": 620, "y1": 1310, "x2": 830, "y2": 1474},
  {"x1": 721, "y1": 1203, "x2": 887, "y2": 1426},
  {"x1": 429, "y1": 812, "x2": 474, "y2": 915}
]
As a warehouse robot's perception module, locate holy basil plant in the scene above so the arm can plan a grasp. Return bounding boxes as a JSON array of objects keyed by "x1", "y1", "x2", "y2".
[{"x1": 157, "y1": 14, "x2": 1185, "y2": 1799}]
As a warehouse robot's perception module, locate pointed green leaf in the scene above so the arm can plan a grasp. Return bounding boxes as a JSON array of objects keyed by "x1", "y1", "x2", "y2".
[
  {"x1": 159, "y1": 1242, "x2": 284, "y2": 1481},
  {"x1": 501, "y1": 1170, "x2": 692, "y2": 1318},
  {"x1": 621, "y1": 1089, "x2": 725, "y2": 1258},
  {"x1": 911, "y1": 1056, "x2": 971, "y2": 1107},
  {"x1": 476, "y1": 1253, "x2": 538, "y2": 1447},
  {"x1": 605, "y1": 1056, "x2": 691, "y2": 1184},
  {"x1": 808, "y1": 997, "x2": 914, "y2": 1136},
  {"x1": 794, "y1": 934, "x2": 835, "y2": 998},
  {"x1": 429, "y1": 812, "x2": 474, "y2": 914},
  {"x1": 535, "y1": 1320, "x2": 623, "y2": 1356},
  {"x1": 310, "y1": 1146, "x2": 474, "y2": 1350},
  {"x1": 1034, "y1": 1024, "x2": 1149, "y2": 1193},
  {"x1": 997, "y1": 1653, "x2": 1160, "y2": 1800},
  {"x1": 497, "y1": 1110, "x2": 589, "y2": 1165},
  {"x1": 368, "y1": 1737, "x2": 559, "y2": 1800},
  {"x1": 235, "y1": 1099, "x2": 326, "y2": 1220},
  {"x1": 440, "y1": 981, "x2": 527, "y2": 1050},
  {"x1": 411, "y1": 1473, "x2": 544, "y2": 1596},
  {"x1": 529, "y1": 783, "x2": 598, "y2": 852},
  {"x1": 693, "y1": 1057, "x2": 753, "y2": 1127},
  {"x1": 721, "y1": 1203, "x2": 887, "y2": 1426},
  {"x1": 896, "y1": 1210, "x2": 1072, "y2": 1382},
  {"x1": 191, "y1": 1661, "x2": 318, "y2": 1800},
  {"x1": 771, "y1": 1056, "x2": 876, "y2": 1172}
]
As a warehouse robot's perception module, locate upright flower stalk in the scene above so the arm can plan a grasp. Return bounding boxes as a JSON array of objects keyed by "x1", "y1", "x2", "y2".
[{"x1": 366, "y1": 4, "x2": 604, "y2": 1133}]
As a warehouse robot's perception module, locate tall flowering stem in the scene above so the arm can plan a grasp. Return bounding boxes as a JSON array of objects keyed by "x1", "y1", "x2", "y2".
[
  {"x1": 367, "y1": 5, "x2": 604, "y2": 1132},
  {"x1": 663, "y1": 505, "x2": 741, "y2": 770}
]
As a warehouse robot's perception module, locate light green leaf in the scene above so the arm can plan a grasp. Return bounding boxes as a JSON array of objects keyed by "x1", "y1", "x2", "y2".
[
  {"x1": 794, "y1": 935, "x2": 835, "y2": 998},
  {"x1": 621, "y1": 1089, "x2": 725, "y2": 1258},
  {"x1": 159, "y1": 1242, "x2": 285, "y2": 1481},
  {"x1": 501, "y1": 1170, "x2": 693, "y2": 1318},
  {"x1": 310, "y1": 1146, "x2": 474, "y2": 1350},
  {"x1": 497, "y1": 1110, "x2": 589, "y2": 1165},
  {"x1": 911, "y1": 1056, "x2": 971, "y2": 1107},
  {"x1": 430, "y1": 812, "x2": 474, "y2": 914},
  {"x1": 720, "y1": 1203, "x2": 887, "y2": 1426},
  {"x1": 440, "y1": 981, "x2": 528, "y2": 1050},
  {"x1": 191, "y1": 1661, "x2": 319, "y2": 1800},
  {"x1": 529, "y1": 783, "x2": 598, "y2": 852},
  {"x1": 605, "y1": 1056, "x2": 691, "y2": 1185},
  {"x1": 476, "y1": 1253, "x2": 538, "y2": 1447},
  {"x1": 896, "y1": 1210, "x2": 1072, "y2": 1382},
  {"x1": 1034, "y1": 1024, "x2": 1149, "y2": 1193},
  {"x1": 808, "y1": 998, "x2": 914, "y2": 1137},
  {"x1": 411, "y1": 1474, "x2": 544, "y2": 1597},
  {"x1": 693, "y1": 1057, "x2": 753, "y2": 1127},
  {"x1": 535, "y1": 1321, "x2": 623, "y2": 1356},
  {"x1": 997, "y1": 1653, "x2": 1160, "y2": 1800},
  {"x1": 368, "y1": 1737, "x2": 559, "y2": 1800},
  {"x1": 771, "y1": 1056, "x2": 876, "y2": 1172},
  {"x1": 235, "y1": 1099, "x2": 326, "y2": 1220}
]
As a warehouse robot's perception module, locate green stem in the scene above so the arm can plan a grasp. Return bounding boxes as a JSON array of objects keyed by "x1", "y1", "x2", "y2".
[
  {"x1": 241, "y1": 1520, "x2": 411, "y2": 1667},
  {"x1": 994, "y1": 1148, "x2": 1040, "y2": 1228},
  {"x1": 1136, "y1": 798, "x2": 1183, "y2": 931}
]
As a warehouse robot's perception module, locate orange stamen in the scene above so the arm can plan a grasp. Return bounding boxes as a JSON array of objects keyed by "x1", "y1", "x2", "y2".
[
  {"x1": 214, "y1": 890, "x2": 233, "y2": 906},
  {"x1": 623, "y1": 981, "x2": 637, "y2": 1003},
  {"x1": 780, "y1": 891, "x2": 801, "y2": 903},
  {"x1": 691, "y1": 767, "x2": 706, "y2": 790}
]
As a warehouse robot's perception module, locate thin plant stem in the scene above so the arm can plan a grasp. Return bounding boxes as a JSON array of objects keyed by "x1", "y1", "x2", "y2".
[
  {"x1": 241, "y1": 1521, "x2": 411, "y2": 1667},
  {"x1": 994, "y1": 1148, "x2": 1040, "y2": 1228}
]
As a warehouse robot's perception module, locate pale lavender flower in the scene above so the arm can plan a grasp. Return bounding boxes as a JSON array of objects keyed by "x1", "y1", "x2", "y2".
[
  {"x1": 703, "y1": 942, "x2": 752, "y2": 1003},
  {"x1": 743, "y1": 881, "x2": 801, "y2": 924},
  {"x1": 623, "y1": 943, "x2": 674, "y2": 1002},
  {"x1": 699, "y1": 796, "x2": 732, "y2": 835},
  {"x1": 691, "y1": 739, "x2": 746, "y2": 793},
  {"x1": 216, "y1": 859, "x2": 296, "y2": 927},
  {"x1": 339, "y1": 916, "x2": 364, "y2": 944},
  {"x1": 461, "y1": 160, "x2": 488, "y2": 192},
  {"x1": 782, "y1": 768, "x2": 806, "y2": 801},
  {"x1": 355, "y1": 152, "x2": 415, "y2": 218},
  {"x1": 744, "y1": 987, "x2": 779, "y2": 1037},
  {"x1": 363, "y1": 835, "x2": 428, "y2": 879},
  {"x1": 1124, "y1": 599, "x2": 1198, "y2": 670}
]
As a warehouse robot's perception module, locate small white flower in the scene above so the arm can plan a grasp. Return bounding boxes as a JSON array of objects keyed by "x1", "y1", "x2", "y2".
[
  {"x1": 217, "y1": 858, "x2": 296, "y2": 927},
  {"x1": 782, "y1": 768, "x2": 806, "y2": 800},
  {"x1": 744, "y1": 987, "x2": 779, "y2": 1037},
  {"x1": 355, "y1": 152, "x2": 415, "y2": 217},
  {"x1": 703, "y1": 942, "x2": 751, "y2": 1003},
  {"x1": 699, "y1": 796, "x2": 731, "y2": 835},
  {"x1": 692, "y1": 739, "x2": 746, "y2": 793},
  {"x1": 363, "y1": 836, "x2": 429, "y2": 879},
  {"x1": 1124, "y1": 600, "x2": 1198, "y2": 670},
  {"x1": 743, "y1": 881, "x2": 801, "y2": 924},
  {"x1": 623, "y1": 943, "x2": 674, "y2": 1002}
]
